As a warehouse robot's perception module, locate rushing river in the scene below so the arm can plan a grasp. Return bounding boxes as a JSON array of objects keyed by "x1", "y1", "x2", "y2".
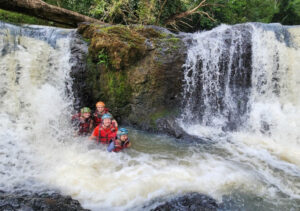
[{"x1": 0, "y1": 21, "x2": 299, "y2": 210}]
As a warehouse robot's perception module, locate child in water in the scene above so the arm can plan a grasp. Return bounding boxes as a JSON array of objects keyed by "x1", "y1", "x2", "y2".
[
  {"x1": 71, "y1": 107, "x2": 94, "y2": 136},
  {"x1": 107, "y1": 128, "x2": 131, "y2": 152}
]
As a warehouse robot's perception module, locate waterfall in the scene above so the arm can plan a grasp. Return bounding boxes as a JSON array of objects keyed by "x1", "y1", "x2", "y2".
[
  {"x1": 180, "y1": 24, "x2": 300, "y2": 158},
  {"x1": 0, "y1": 21, "x2": 299, "y2": 210},
  {"x1": 180, "y1": 24, "x2": 253, "y2": 130},
  {"x1": 0, "y1": 21, "x2": 84, "y2": 192}
]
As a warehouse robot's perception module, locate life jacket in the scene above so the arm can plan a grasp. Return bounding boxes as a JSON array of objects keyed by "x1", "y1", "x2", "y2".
[
  {"x1": 93, "y1": 108, "x2": 110, "y2": 126},
  {"x1": 112, "y1": 139, "x2": 130, "y2": 152},
  {"x1": 96, "y1": 123, "x2": 117, "y2": 144},
  {"x1": 71, "y1": 113, "x2": 81, "y2": 124},
  {"x1": 78, "y1": 117, "x2": 92, "y2": 136}
]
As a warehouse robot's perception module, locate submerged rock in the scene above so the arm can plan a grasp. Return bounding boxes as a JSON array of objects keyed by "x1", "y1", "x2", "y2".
[
  {"x1": 0, "y1": 192, "x2": 88, "y2": 211},
  {"x1": 150, "y1": 192, "x2": 218, "y2": 211}
]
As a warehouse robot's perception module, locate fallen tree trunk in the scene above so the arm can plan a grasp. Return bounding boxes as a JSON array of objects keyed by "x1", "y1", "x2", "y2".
[{"x1": 0, "y1": 0, "x2": 103, "y2": 27}]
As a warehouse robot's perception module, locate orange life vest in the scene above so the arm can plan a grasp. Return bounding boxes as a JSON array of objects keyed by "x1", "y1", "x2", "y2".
[{"x1": 96, "y1": 124, "x2": 117, "y2": 144}]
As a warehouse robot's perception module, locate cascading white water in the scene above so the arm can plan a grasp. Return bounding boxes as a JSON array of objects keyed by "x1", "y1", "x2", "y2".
[
  {"x1": 1, "y1": 21, "x2": 299, "y2": 211},
  {"x1": 180, "y1": 24, "x2": 252, "y2": 130},
  {"x1": 180, "y1": 23, "x2": 300, "y2": 205},
  {"x1": 0, "y1": 22, "x2": 77, "y2": 192}
]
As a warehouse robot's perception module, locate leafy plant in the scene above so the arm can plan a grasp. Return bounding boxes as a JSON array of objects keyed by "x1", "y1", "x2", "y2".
[{"x1": 97, "y1": 49, "x2": 110, "y2": 67}]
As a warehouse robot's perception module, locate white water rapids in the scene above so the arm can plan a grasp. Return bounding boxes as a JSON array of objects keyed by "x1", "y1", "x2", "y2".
[{"x1": 0, "y1": 22, "x2": 299, "y2": 210}]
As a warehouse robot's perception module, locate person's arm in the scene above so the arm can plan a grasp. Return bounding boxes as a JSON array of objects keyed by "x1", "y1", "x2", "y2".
[
  {"x1": 89, "y1": 127, "x2": 97, "y2": 140},
  {"x1": 107, "y1": 112, "x2": 118, "y2": 128},
  {"x1": 89, "y1": 119, "x2": 94, "y2": 133},
  {"x1": 112, "y1": 119, "x2": 118, "y2": 128},
  {"x1": 89, "y1": 135, "x2": 96, "y2": 140},
  {"x1": 107, "y1": 141, "x2": 115, "y2": 152}
]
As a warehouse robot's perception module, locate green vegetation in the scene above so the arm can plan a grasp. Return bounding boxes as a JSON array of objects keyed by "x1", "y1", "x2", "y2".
[
  {"x1": 45, "y1": 0, "x2": 300, "y2": 31},
  {"x1": 44, "y1": 0, "x2": 94, "y2": 16},
  {"x1": 272, "y1": 0, "x2": 300, "y2": 25},
  {"x1": 97, "y1": 49, "x2": 110, "y2": 67},
  {"x1": 64, "y1": 0, "x2": 300, "y2": 31},
  {"x1": 0, "y1": 9, "x2": 58, "y2": 26},
  {"x1": 79, "y1": 24, "x2": 146, "y2": 70},
  {"x1": 1, "y1": 0, "x2": 299, "y2": 31},
  {"x1": 150, "y1": 109, "x2": 172, "y2": 127}
]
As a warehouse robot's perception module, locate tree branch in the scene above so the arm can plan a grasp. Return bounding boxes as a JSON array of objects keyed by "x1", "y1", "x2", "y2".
[
  {"x1": 165, "y1": 0, "x2": 213, "y2": 26},
  {"x1": 0, "y1": 0, "x2": 104, "y2": 27}
]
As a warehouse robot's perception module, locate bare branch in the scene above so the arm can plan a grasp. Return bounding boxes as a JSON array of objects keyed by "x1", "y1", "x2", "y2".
[
  {"x1": 165, "y1": 0, "x2": 213, "y2": 26},
  {"x1": 156, "y1": 0, "x2": 168, "y2": 25},
  {"x1": 178, "y1": 20, "x2": 193, "y2": 28}
]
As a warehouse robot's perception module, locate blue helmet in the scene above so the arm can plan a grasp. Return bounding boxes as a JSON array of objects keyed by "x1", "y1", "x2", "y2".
[
  {"x1": 117, "y1": 128, "x2": 128, "y2": 138},
  {"x1": 102, "y1": 113, "x2": 112, "y2": 120}
]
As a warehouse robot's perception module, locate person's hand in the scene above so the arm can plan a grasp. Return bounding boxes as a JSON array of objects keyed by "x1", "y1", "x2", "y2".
[
  {"x1": 112, "y1": 120, "x2": 118, "y2": 128},
  {"x1": 115, "y1": 140, "x2": 121, "y2": 147}
]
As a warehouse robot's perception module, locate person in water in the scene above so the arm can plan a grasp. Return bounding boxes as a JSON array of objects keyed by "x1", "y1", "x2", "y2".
[
  {"x1": 107, "y1": 128, "x2": 131, "y2": 152},
  {"x1": 93, "y1": 101, "x2": 118, "y2": 128},
  {"x1": 89, "y1": 113, "x2": 118, "y2": 144},
  {"x1": 71, "y1": 107, "x2": 94, "y2": 136}
]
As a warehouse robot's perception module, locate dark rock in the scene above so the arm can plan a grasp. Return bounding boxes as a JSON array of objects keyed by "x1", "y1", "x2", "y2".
[
  {"x1": 0, "y1": 192, "x2": 89, "y2": 211},
  {"x1": 68, "y1": 31, "x2": 92, "y2": 110},
  {"x1": 155, "y1": 117, "x2": 203, "y2": 143},
  {"x1": 156, "y1": 117, "x2": 184, "y2": 138},
  {"x1": 151, "y1": 192, "x2": 218, "y2": 211}
]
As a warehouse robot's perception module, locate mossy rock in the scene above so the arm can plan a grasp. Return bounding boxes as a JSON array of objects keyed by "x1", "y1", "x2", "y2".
[
  {"x1": 79, "y1": 24, "x2": 147, "y2": 70},
  {"x1": 78, "y1": 23, "x2": 187, "y2": 132}
]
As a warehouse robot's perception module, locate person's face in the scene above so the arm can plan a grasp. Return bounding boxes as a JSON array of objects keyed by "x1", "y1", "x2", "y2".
[
  {"x1": 103, "y1": 118, "x2": 111, "y2": 127},
  {"x1": 120, "y1": 134, "x2": 128, "y2": 141},
  {"x1": 97, "y1": 105, "x2": 105, "y2": 113},
  {"x1": 83, "y1": 112, "x2": 90, "y2": 118}
]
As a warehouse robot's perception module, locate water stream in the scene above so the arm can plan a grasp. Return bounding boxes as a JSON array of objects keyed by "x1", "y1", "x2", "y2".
[{"x1": 0, "y1": 21, "x2": 299, "y2": 210}]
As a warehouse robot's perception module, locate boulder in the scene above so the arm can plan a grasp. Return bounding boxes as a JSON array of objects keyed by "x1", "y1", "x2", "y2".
[
  {"x1": 151, "y1": 192, "x2": 219, "y2": 211},
  {"x1": 77, "y1": 23, "x2": 187, "y2": 133},
  {"x1": 0, "y1": 191, "x2": 88, "y2": 211}
]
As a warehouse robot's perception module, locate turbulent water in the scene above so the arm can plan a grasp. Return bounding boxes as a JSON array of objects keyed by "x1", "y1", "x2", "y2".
[
  {"x1": 0, "y1": 21, "x2": 299, "y2": 210},
  {"x1": 179, "y1": 23, "x2": 300, "y2": 209}
]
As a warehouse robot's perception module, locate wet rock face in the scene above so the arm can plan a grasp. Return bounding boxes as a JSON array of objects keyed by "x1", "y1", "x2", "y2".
[
  {"x1": 77, "y1": 24, "x2": 187, "y2": 132},
  {"x1": 68, "y1": 31, "x2": 92, "y2": 110},
  {"x1": 151, "y1": 192, "x2": 218, "y2": 211},
  {"x1": 0, "y1": 192, "x2": 89, "y2": 211}
]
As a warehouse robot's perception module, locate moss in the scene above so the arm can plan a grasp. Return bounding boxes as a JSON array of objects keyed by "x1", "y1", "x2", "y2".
[
  {"x1": 82, "y1": 38, "x2": 90, "y2": 43},
  {"x1": 167, "y1": 37, "x2": 180, "y2": 44},
  {"x1": 164, "y1": 37, "x2": 181, "y2": 50},
  {"x1": 159, "y1": 32, "x2": 169, "y2": 38},
  {"x1": 87, "y1": 66, "x2": 132, "y2": 118},
  {"x1": 85, "y1": 55, "x2": 101, "y2": 100},
  {"x1": 135, "y1": 27, "x2": 164, "y2": 39},
  {"x1": 0, "y1": 9, "x2": 69, "y2": 27},
  {"x1": 79, "y1": 24, "x2": 146, "y2": 70},
  {"x1": 80, "y1": 23, "x2": 184, "y2": 129},
  {"x1": 149, "y1": 109, "x2": 174, "y2": 127}
]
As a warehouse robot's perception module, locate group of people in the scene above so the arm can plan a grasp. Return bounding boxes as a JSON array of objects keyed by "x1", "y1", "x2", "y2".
[{"x1": 71, "y1": 101, "x2": 131, "y2": 152}]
